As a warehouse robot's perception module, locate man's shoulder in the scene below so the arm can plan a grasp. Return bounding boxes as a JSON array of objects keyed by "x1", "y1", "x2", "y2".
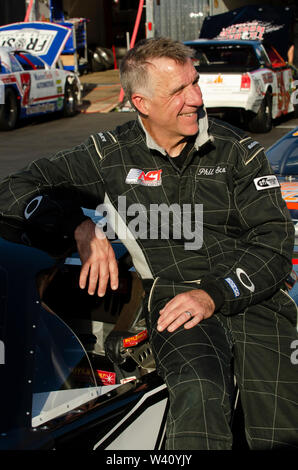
[
  {"x1": 93, "y1": 118, "x2": 142, "y2": 146},
  {"x1": 209, "y1": 117, "x2": 265, "y2": 171},
  {"x1": 87, "y1": 118, "x2": 145, "y2": 161},
  {"x1": 208, "y1": 117, "x2": 264, "y2": 164},
  {"x1": 114, "y1": 117, "x2": 142, "y2": 139},
  {"x1": 208, "y1": 116, "x2": 248, "y2": 142}
]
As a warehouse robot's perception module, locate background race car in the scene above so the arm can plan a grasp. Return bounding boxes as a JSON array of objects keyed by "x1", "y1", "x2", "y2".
[
  {"x1": 186, "y1": 5, "x2": 298, "y2": 133},
  {"x1": 266, "y1": 127, "x2": 298, "y2": 299},
  {"x1": 0, "y1": 22, "x2": 81, "y2": 131},
  {"x1": 186, "y1": 38, "x2": 297, "y2": 133}
]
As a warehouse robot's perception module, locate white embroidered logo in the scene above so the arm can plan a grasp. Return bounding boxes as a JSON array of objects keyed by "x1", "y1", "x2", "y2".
[
  {"x1": 198, "y1": 166, "x2": 226, "y2": 176},
  {"x1": 253, "y1": 175, "x2": 280, "y2": 190}
]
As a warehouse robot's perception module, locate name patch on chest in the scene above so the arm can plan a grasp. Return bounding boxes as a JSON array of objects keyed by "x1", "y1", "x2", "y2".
[
  {"x1": 125, "y1": 168, "x2": 162, "y2": 186},
  {"x1": 198, "y1": 166, "x2": 226, "y2": 176}
]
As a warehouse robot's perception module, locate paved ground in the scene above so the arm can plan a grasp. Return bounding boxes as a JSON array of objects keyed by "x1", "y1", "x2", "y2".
[{"x1": 79, "y1": 69, "x2": 123, "y2": 113}]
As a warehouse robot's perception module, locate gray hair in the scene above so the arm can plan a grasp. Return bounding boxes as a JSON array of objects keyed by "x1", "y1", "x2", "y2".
[{"x1": 119, "y1": 37, "x2": 194, "y2": 103}]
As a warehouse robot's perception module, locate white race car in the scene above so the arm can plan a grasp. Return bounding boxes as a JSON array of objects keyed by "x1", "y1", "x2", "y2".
[
  {"x1": 185, "y1": 39, "x2": 297, "y2": 133},
  {"x1": 0, "y1": 22, "x2": 81, "y2": 131}
]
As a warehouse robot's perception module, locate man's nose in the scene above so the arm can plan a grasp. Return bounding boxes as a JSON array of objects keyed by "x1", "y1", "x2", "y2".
[{"x1": 187, "y1": 84, "x2": 203, "y2": 106}]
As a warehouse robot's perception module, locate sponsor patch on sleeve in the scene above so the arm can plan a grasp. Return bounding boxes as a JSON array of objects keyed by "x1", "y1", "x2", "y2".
[
  {"x1": 253, "y1": 175, "x2": 280, "y2": 191},
  {"x1": 224, "y1": 277, "x2": 240, "y2": 297}
]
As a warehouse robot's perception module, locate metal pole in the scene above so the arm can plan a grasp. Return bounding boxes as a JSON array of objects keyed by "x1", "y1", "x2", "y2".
[
  {"x1": 120, "y1": 0, "x2": 145, "y2": 102},
  {"x1": 24, "y1": 0, "x2": 35, "y2": 21},
  {"x1": 126, "y1": 31, "x2": 130, "y2": 50},
  {"x1": 146, "y1": 0, "x2": 155, "y2": 38}
]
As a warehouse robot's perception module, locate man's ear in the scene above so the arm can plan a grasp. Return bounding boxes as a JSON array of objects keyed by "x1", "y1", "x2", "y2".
[{"x1": 131, "y1": 93, "x2": 149, "y2": 115}]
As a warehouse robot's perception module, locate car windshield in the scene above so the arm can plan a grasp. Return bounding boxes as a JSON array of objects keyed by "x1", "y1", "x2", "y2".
[
  {"x1": 266, "y1": 137, "x2": 298, "y2": 176},
  {"x1": 31, "y1": 308, "x2": 99, "y2": 428},
  {"x1": 191, "y1": 44, "x2": 259, "y2": 70},
  {"x1": 14, "y1": 52, "x2": 45, "y2": 70}
]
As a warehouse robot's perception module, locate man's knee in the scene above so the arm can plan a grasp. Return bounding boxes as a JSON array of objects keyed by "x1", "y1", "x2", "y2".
[{"x1": 165, "y1": 377, "x2": 234, "y2": 450}]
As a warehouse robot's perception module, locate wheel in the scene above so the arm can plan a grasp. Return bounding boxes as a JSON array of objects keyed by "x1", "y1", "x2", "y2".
[
  {"x1": 0, "y1": 88, "x2": 18, "y2": 131},
  {"x1": 63, "y1": 82, "x2": 78, "y2": 117},
  {"x1": 246, "y1": 92, "x2": 272, "y2": 133}
]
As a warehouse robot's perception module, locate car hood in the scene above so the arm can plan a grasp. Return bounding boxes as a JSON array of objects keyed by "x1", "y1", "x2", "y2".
[
  {"x1": 199, "y1": 4, "x2": 294, "y2": 60},
  {"x1": 0, "y1": 21, "x2": 71, "y2": 67}
]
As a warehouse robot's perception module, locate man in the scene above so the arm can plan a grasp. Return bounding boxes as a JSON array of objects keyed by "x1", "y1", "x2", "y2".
[{"x1": 0, "y1": 37, "x2": 298, "y2": 450}]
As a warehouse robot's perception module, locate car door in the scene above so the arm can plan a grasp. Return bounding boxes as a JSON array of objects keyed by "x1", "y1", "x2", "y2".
[{"x1": 13, "y1": 51, "x2": 57, "y2": 115}]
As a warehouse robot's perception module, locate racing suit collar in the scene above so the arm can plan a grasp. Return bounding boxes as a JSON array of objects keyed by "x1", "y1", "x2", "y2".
[{"x1": 137, "y1": 106, "x2": 211, "y2": 156}]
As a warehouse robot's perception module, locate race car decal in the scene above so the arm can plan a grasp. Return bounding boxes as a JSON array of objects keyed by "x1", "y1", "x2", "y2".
[
  {"x1": 26, "y1": 102, "x2": 56, "y2": 115},
  {"x1": 36, "y1": 80, "x2": 55, "y2": 89},
  {"x1": 280, "y1": 182, "x2": 298, "y2": 209},
  {"x1": 276, "y1": 71, "x2": 291, "y2": 114},
  {"x1": 96, "y1": 370, "x2": 116, "y2": 385},
  {"x1": 0, "y1": 22, "x2": 71, "y2": 67},
  {"x1": 217, "y1": 21, "x2": 273, "y2": 41},
  {"x1": 120, "y1": 376, "x2": 137, "y2": 384},
  {"x1": 262, "y1": 72, "x2": 273, "y2": 84},
  {"x1": 122, "y1": 330, "x2": 148, "y2": 348},
  {"x1": 1, "y1": 75, "x2": 17, "y2": 84},
  {"x1": 34, "y1": 71, "x2": 53, "y2": 81},
  {"x1": 20, "y1": 72, "x2": 31, "y2": 106},
  {"x1": 214, "y1": 74, "x2": 223, "y2": 84},
  {"x1": 32, "y1": 93, "x2": 64, "y2": 102}
]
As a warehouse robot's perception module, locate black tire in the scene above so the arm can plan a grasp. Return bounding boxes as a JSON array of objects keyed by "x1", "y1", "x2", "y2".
[
  {"x1": 63, "y1": 82, "x2": 78, "y2": 117},
  {"x1": 0, "y1": 88, "x2": 19, "y2": 131},
  {"x1": 246, "y1": 92, "x2": 272, "y2": 133}
]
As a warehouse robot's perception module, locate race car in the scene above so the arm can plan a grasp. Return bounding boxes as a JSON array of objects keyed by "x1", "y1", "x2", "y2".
[
  {"x1": 265, "y1": 126, "x2": 298, "y2": 295},
  {"x1": 185, "y1": 5, "x2": 297, "y2": 133},
  {"x1": 185, "y1": 38, "x2": 297, "y2": 133},
  {"x1": 0, "y1": 202, "x2": 296, "y2": 450},
  {"x1": 0, "y1": 22, "x2": 82, "y2": 131},
  {"x1": 0, "y1": 215, "x2": 168, "y2": 450}
]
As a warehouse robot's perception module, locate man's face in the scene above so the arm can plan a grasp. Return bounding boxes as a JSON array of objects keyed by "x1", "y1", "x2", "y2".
[{"x1": 136, "y1": 57, "x2": 203, "y2": 144}]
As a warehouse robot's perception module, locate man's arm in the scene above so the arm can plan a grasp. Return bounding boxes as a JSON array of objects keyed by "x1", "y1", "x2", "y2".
[
  {"x1": 0, "y1": 136, "x2": 105, "y2": 230},
  {"x1": 74, "y1": 219, "x2": 119, "y2": 296},
  {"x1": 200, "y1": 144, "x2": 294, "y2": 316},
  {"x1": 157, "y1": 141, "x2": 294, "y2": 332},
  {"x1": 0, "y1": 136, "x2": 119, "y2": 294}
]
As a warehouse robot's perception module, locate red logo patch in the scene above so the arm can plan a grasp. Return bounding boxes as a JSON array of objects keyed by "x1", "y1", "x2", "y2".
[
  {"x1": 126, "y1": 168, "x2": 162, "y2": 186},
  {"x1": 96, "y1": 370, "x2": 116, "y2": 385}
]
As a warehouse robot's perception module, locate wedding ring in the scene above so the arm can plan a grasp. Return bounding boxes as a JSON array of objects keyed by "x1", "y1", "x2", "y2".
[{"x1": 185, "y1": 310, "x2": 193, "y2": 318}]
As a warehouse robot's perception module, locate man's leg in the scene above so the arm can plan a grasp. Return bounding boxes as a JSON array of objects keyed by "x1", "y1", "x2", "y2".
[
  {"x1": 147, "y1": 301, "x2": 235, "y2": 450},
  {"x1": 228, "y1": 290, "x2": 298, "y2": 450}
]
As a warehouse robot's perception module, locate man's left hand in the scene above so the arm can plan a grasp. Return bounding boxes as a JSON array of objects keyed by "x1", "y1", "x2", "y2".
[{"x1": 157, "y1": 289, "x2": 215, "y2": 333}]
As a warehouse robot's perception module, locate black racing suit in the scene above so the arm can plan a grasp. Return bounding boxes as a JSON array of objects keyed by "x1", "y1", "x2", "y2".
[{"x1": 0, "y1": 112, "x2": 297, "y2": 449}]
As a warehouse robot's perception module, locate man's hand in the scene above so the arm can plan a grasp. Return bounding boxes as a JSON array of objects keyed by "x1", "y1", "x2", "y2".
[
  {"x1": 74, "y1": 219, "x2": 118, "y2": 296},
  {"x1": 157, "y1": 289, "x2": 215, "y2": 333}
]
